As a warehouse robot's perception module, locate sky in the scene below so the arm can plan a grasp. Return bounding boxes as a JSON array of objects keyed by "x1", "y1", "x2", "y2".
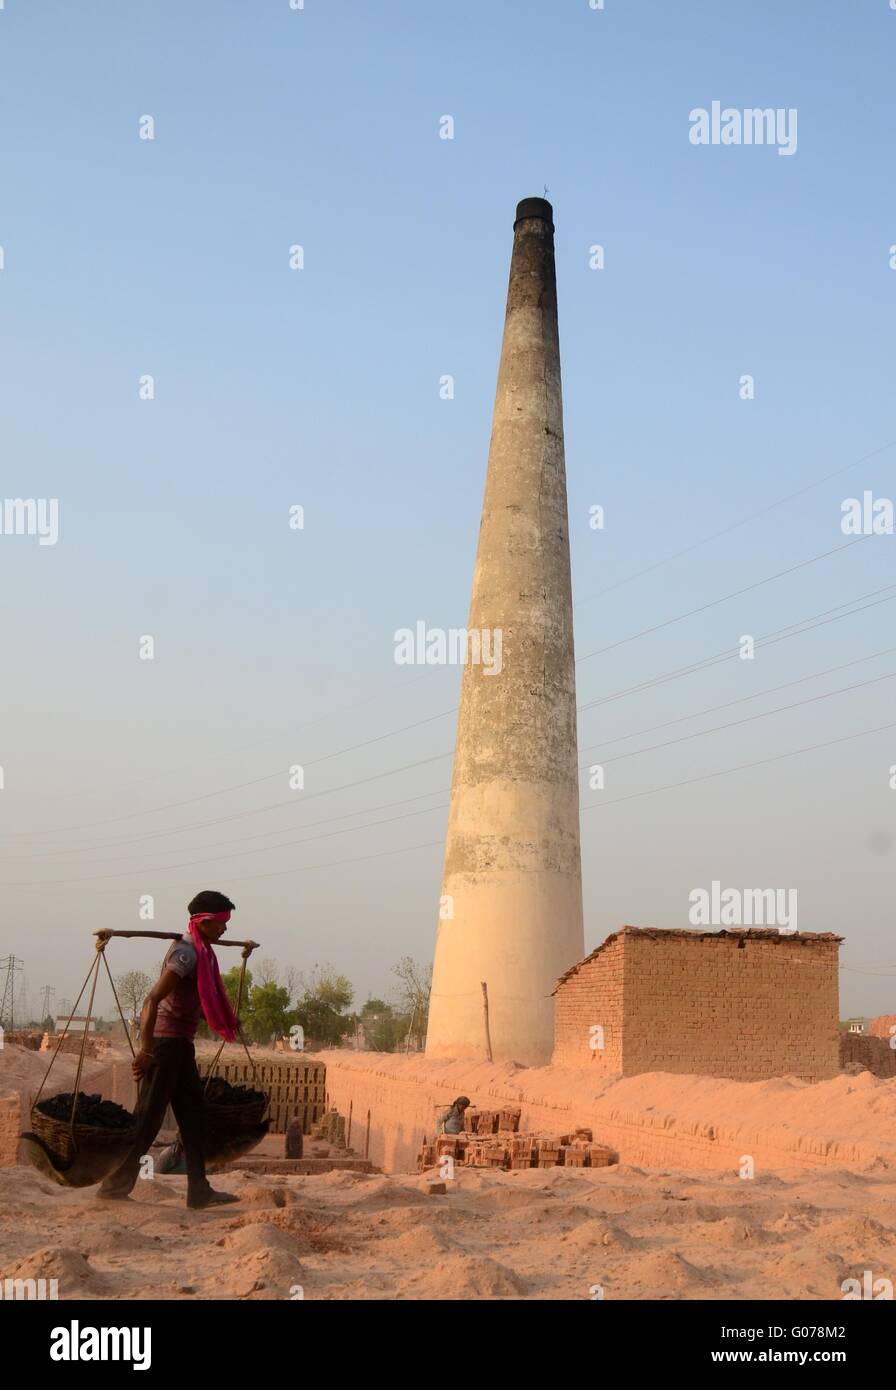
[{"x1": 0, "y1": 0, "x2": 894, "y2": 1024}]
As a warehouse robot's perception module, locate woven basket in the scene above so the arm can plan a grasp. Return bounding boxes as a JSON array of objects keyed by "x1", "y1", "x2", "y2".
[
  {"x1": 205, "y1": 1090, "x2": 267, "y2": 1131},
  {"x1": 31, "y1": 1104, "x2": 136, "y2": 1167}
]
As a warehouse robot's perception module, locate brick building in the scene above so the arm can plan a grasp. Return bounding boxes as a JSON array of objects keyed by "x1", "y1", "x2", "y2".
[{"x1": 552, "y1": 926, "x2": 841, "y2": 1083}]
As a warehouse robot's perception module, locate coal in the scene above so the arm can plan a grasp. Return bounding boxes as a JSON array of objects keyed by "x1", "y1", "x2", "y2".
[
  {"x1": 203, "y1": 1076, "x2": 266, "y2": 1107},
  {"x1": 36, "y1": 1091, "x2": 133, "y2": 1130}
]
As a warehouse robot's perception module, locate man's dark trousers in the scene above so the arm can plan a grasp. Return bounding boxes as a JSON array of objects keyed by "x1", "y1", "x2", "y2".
[{"x1": 98, "y1": 1039, "x2": 211, "y2": 1201}]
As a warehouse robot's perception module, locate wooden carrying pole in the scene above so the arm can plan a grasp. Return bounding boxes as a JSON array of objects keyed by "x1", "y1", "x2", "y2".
[{"x1": 94, "y1": 929, "x2": 260, "y2": 951}]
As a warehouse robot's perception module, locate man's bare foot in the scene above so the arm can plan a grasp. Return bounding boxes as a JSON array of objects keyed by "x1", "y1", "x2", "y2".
[{"x1": 187, "y1": 1188, "x2": 239, "y2": 1210}]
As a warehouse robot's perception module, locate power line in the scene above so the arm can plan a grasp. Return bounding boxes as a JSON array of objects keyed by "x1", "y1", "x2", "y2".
[
  {"x1": 0, "y1": 802, "x2": 451, "y2": 888},
  {"x1": 576, "y1": 534, "x2": 874, "y2": 665},
  {"x1": 574, "y1": 436, "x2": 896, "y2": 609},
  {"x1": 577, "y1": 585, "x2": 896, "y2": 713},
  {"x1": 580, "y1": 668, "x2": 896, "y2": 766},
  {"x1": 45, "y1": 666, "x2": 448, "y2": 807},
  {"x1": 2, "y1": 747, "x2": 453, "y2": 843},
  {"x1": 15, "y1": 436, "x2": 893, "y2": 825},
  {"x1": 5, "y1": 669, "x2": 894, "y2": 886},
  {"x1": 579, "y1": 646, "x2": 896, "y2": 751},
  {"x1": 582, "y1": 718, "x2": 896, "y2": 811},
  {"x1": 86, "y1": 838, "x2": 447, "y2": 897},
  {"x1": 5, "y1": 536, "x2": 882, "y2": 850},
  {"x1": 4, "y1": 716, "x2": 891, "y2": 894},
  {"x1": 7, "y1": 587, "x2": 895, "y2": 866},
  {"x1": 3, "y1": 787, "x2": 451, "y2": 865},
  {"x1": 19, "y1": 649, "x2": 894, "y2": 874}
]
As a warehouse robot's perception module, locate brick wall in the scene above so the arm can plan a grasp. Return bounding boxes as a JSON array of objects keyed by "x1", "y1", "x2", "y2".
[
  {"x1": 840, "y1": 1030, "x2": 896, "y2": 1078},
  {"x1": 552, "y1": 927, "x2": 841, "y2": 1083},
  {"x1": 551, "y1": 934, "x2": 623, "y2": 1073},
  {"x1": 868, "y1": 1014, "x2": 896, "y2": 1041},
  {"x1": 0, "y1": 1093, "x2": 21, "y2": 1167},
  {"x1": 314, "y1": 1050, "x2": 886, "y2": 1173}
]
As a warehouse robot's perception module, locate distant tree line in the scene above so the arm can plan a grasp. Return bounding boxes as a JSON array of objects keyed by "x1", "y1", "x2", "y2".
[
  {"x1": 54, "y1": 957, "x2": 432, "y2": 1053},
  {"x1": 207, "y1": 955, "x2": 432, "y2": 1051}
]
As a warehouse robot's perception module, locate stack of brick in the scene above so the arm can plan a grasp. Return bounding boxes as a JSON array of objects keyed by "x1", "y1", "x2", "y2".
[
  {"x1": 462, "y1": 1105, "x2": 521, "y2": 1135},
  {"x1": 465, "y1": 1138, "x2": 511, "y2": 1168},
  {"x1": 418, "y1": 1141, "x2": 437, "y2": 1171},
  {"x1": 197, "y1": 1058, "x2": 326, "y2": 1134},
  {"x1": 436, "y1": 1134, "x2": 470, "y2": 1162},
  {"x1": 535, "y1": 1137, "x2": 561, "y2": 1169},
  {"x1": 310, "y1": 1108, "x2": 347, "y2": 1146},
  {"x1": 509, "y1": 1135, "x2": 537, "y2": 1170},
  {"x1": 37, "y1": 1033, "x2": 110, "y2": 1060},
  {"x1": 839, "y1": 1031, "x2": 896, "y2": 1079},
  {"x1": 5, "y1": 1031, "x2": 42, "y2": 1051},
  {"x1": 417, "y1": 1126, "x2": 616, "y2": 1173}
]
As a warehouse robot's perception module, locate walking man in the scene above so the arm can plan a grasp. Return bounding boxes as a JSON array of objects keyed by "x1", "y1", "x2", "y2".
[{"x1": 98, "y1": 890, "x2": 242, "y2": 1209}]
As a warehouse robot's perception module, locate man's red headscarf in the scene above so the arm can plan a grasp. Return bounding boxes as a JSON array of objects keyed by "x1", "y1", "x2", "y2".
[{"x1": 188, "y1": 911, "x2": 239, "y2": 1042}]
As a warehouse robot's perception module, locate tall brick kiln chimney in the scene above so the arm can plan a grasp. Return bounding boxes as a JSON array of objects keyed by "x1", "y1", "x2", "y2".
[{"x1": 425, "y1": 197, "x2": 585, "y2": 1066}]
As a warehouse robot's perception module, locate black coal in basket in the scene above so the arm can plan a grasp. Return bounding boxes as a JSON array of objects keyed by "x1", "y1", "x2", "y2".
[{"x1": 199, "y1": 942, "x2": 270, "y2": 1160}]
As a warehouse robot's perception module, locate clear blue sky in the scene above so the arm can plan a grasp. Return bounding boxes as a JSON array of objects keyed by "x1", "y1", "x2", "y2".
[{"x1": 1, "y1": 0, "x2": 894, "y2": 1022}]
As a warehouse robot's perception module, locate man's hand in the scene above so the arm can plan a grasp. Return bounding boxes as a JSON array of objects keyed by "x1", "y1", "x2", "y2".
[{"x1": 132, "y1": 1048, "x2": 154, "y2": 1081}]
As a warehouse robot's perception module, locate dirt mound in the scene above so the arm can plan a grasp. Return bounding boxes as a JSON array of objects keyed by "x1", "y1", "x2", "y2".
[
  {"x1": 210, "y1": 1223, "x2": 304, "y2": 1299},
  {"x1": 9, "y1": 1245, "x2": 108, "y2": 1296},
  {"x1": 404, "y1": 1252, "x2": 523, "y2": 1299}
]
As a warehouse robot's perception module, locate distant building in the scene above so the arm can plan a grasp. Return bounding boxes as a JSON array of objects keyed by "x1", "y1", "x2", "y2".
[
  {"x1": 844, "y1": 1017, "x2": 870, "y2": 1034},
  {"x1": 55, "y1": 1015, "x2": 96, "y2": 1033}
]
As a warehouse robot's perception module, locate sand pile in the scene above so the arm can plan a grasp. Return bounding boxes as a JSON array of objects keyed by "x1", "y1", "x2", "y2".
[{"x1": 0, "y1": 1042, "x2": 128, "y2": 1112}]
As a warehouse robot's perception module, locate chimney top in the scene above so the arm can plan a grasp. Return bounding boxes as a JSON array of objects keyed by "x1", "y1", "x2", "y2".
[{"x1": 514, "y1": 196, "x2": 554, "y2": 230}]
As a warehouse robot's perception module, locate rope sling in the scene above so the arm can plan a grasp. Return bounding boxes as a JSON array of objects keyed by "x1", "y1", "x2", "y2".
[{"x1": 24, "y1": 928, "x2": 265, "y2": 1187}]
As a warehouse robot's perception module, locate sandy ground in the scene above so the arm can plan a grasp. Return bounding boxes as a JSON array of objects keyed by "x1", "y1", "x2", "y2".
[
  {"x1": 2, "y1": 1160, "x2": 896, "y2": 1300},
  {"x1": 0, "y1": 1040, "x2": 125, "y2": 1110},
  {"x1": 4, "y1": 1043, "x2": 896, "y2": 1300}
]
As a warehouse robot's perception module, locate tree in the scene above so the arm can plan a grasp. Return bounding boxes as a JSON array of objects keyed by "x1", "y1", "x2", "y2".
[
  {"x1": 253, "y1": 958, "x2": 282, "y2": 988},
  {"x1": 295, "y1": 965, "x2": 354, "y2": 1046},
  {"x1": 359, "y1": 998, "x2": 400, "y2": 1052},
  {"x1": 221, "y1": 965, "x2": 253, "y2": 1022},
  {"x1": 248, "y1": 980, "x2": 297, "y2": 1044},
  {"x1": 392, "y1": 957, "x2": 432, "y2": 1049},
  {"x1": 117, "y1": 970, "x2": 153, "y2": 1022}
]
